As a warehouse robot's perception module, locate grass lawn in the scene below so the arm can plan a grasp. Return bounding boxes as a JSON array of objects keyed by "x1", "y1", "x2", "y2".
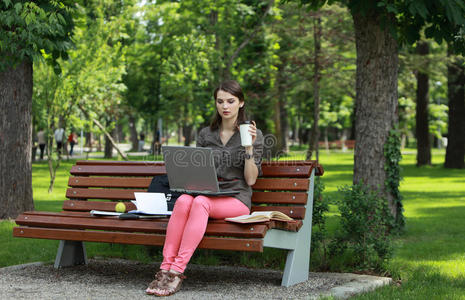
[{"x1": 1, "y1": 148, "x2": 464, "y2": 299}]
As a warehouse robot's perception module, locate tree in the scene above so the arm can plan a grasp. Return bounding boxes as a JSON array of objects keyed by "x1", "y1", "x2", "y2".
[
  {"x1": 272, "y1": 3, "x2": 355, "y2": 155},
  {"x1": 300, "y1": 0, "x2": 465, "y2": 225},
  {"x1": 445, "y1": 52, "x2": 465, "y2": 168},
  {"x1": 307, "y1": 15, "x2": 322, "y2": 161},
  {"x1": 0, "y1": 1, "x2": 74, "y2": 219},
  {"x1": 415, "y1": 40, "x2": 431, "y2": 166},
  {"x1": 31, "y1": 0, "x2": 131, "y2": 191}
]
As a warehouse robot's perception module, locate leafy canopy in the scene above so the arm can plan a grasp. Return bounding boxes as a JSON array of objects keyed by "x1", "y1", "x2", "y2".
[
  {"x1": 294, "y1": 0, "x2": 465, "y2": 54},
  {"x1": 0, "y1": 0, "x2": 74, "y2": 71}
]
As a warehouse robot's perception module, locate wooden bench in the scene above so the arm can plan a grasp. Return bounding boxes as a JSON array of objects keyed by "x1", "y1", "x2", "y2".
[{"x1": 13, "y1": 160, "x2": 323, "y2": 287}]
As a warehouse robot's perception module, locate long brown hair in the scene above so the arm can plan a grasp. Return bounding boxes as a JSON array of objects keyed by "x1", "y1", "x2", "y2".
[{"x1": 210, "y1": 80, "x2": 247, "y2": 130}]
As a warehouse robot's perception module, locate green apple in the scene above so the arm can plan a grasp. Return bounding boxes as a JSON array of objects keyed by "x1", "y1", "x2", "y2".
[{"x1": 115, "y1": 202, "x2": 126, "y2": 213}]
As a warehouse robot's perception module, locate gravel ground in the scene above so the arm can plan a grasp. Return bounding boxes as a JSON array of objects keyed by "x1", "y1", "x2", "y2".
[{"x1": 0, "y1": 258, "x2": 390, "y2": 299}]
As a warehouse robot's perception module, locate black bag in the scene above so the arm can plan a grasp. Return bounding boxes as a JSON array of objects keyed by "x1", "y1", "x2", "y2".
[{"x1": 147, "y1": 174, "x2": 181, "y2": 211}]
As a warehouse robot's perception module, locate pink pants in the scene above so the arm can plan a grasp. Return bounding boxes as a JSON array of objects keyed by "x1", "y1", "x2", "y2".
[{"x1": 160, "y1": 194, "x2": 249, "y2": 273}]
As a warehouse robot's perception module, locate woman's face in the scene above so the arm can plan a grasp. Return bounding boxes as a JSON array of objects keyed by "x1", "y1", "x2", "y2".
[{"x1": 216, "y1": 89, "x2": 243, "y2": 122}]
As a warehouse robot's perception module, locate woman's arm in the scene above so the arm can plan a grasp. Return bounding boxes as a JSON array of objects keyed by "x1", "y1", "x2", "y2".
[
  {"x1": 243, "y1": 121, "x2": 262, "y2": 186},
  {"x1": 244, "y1": 145, "x2": 258, "y2": 186}
]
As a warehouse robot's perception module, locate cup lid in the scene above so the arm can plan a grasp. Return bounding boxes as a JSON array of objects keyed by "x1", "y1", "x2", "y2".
[{"x1": 241, "y1": 120, "x2": 251, "y2": 124}]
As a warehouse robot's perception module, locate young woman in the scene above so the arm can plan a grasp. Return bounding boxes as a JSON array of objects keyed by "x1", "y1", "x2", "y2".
[{"x1": 146, "y1": 80, "x2": 263, "y2": 296}]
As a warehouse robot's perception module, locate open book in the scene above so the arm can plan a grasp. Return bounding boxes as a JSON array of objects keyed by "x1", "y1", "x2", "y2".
[{"x1": 225, "y1": 211, "x2": 294, "y2": 224}]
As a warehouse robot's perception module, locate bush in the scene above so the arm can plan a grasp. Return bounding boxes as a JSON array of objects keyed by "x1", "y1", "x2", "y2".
[
  {"x1": 329, "y1": 183, "x2": 394, "y2": 271},
  {"x1": 310, "y1": 177, "x2": 330, "y2": 270}
]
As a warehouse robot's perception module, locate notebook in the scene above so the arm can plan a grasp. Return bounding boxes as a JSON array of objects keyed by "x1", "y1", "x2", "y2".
[{"x1": 162, "y1": 146, "x2": 240, "y2": 196}]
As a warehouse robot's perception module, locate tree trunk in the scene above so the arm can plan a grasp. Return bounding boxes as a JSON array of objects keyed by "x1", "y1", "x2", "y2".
[
  {"x1": 279, "y1": 96, "x2": 289, "y2": 154},
  {"x1": 183, "y1": 124, "x2": 193, "y2": 146},
  {"x1": 85, "y1": 131, "x2": 92, "y2": 150},
  {"x1": 273, "y1": 98, "x2": 283, "y2": 157},
  {"x1": 273, "y1": 63, "x2": 288, "y2": 157},
  {"x1": 416, "y1": 41, "x2": 431, "y2": 166},
  {"x1": 0, "y1": 60, "x2": 34, "y2": 219},
  {"x1": 129, "y1": 115, "x2": 138, "y2": 152},
  {"x1": 104, "y1": 120, "x2": 113, "y2": 159},
  {"x1": 445, "y1": 52, "x2": 465, "y2": 169},
  {"x1": 116, "y1": 121, "x2": 124, "y2": 143},
  {"x1": 324, "y1": 127, "x2": 329, "y2": 153},
  {"x1": 97, "y1": 134, "x2": 102, "y2": 152},
  {"x1": 352, "y1": 12, "x2": 399, "y2": 218},
  {"x1": 307, "y1": 15, "x2": 322, "y2": 161},
  {"x1": 210, "y1": 9, "x2": 223, "y2": 85}
]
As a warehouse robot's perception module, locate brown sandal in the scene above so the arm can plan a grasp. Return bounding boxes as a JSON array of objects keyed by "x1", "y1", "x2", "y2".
[
  {"x1": 146, "y1": 270, "x2": 169, "y2": 295},
  {"x1": 153, "y1": 272, "x2": 186, "y2": 297}
]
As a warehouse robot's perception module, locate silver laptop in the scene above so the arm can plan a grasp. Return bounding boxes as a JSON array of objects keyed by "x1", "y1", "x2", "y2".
[{"x1": 162, "y1": 146, "x2": 240, "y2": 196}]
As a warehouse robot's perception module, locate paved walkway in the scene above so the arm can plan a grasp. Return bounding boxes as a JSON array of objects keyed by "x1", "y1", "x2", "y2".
[{"x1": 0, "y1": 258, "x2": 391, "y2": 299}]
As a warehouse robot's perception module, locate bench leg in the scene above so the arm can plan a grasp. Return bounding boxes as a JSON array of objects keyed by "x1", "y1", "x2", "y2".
[
  {"x1": 281, "y1": 169, "x2": 315, "y2": 287},
  {"x1": 281, "y1": 231, "x2": 311, "y2": 287},
  {"x1": 54, "y1": 240, "x2": 88, "y2": 268}
]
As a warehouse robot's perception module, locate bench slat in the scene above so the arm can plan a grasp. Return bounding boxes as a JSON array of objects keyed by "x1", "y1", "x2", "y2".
[
  {"x1": 70, "y1": 164, "x2": 313, "y2": 178},
  {"x1": 68, "y1": 177, "x2": 152, "y2": 188},
  {"x1": 63, "y1": 200, "x2": 137, "y2": 212},
  {"x1": 252, "y1": 191, "x2": 307, "y2": 205},
  {"x1": 76, "y1": 161, "x2": 166, "y2": 166},
  {"x1": 65, "y1": 188, "x2": 309, "y2": 204},
  {"x1": 261, "y1": 165, "x2": 311, "y2": 177},
  {"x1": 74, "y1": 160, "x2": 324, "y2": 176},
  {"x1": 13, "y1": 227, "x2": 263, "y2": 252},
  {"x1": 253, "y1": 178, "x2": 309, "y2": 191},
  {"x1": 15, "y1": 214, "x2": 269, "y2": 238},
  {"x1": 66, "y1": 188, "x2": 144, "y2": 201},
  {"x1": 70, "y1": 165, "x2": 167, "y2": 177},
  {"x1": 252, "y1": 206, "x2": 305, "y2": 219},
  {"x1": 62, "y1": 200, "x2": 305, "y2": 219},
  {"x1": 68, "y1": 176, "x2": 309, "y2": 191},
  {"x1": 21, "y1": 211, "x2": 303, "y2": 232}
]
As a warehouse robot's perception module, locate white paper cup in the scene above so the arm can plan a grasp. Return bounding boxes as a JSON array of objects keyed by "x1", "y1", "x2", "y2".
[{"x1": 239, "y1": 123, "x2": 252, "y2": 147}]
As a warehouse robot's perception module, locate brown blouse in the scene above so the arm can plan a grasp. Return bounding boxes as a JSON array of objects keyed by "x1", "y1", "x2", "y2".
[{"x1": 196, "y1": 126, "x2": 264, "y2": 209}]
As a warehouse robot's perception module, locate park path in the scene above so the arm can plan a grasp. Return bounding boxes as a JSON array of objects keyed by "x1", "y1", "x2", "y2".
[{"x1": 0, "y1": 258, "x2": 391, "y2": 299}]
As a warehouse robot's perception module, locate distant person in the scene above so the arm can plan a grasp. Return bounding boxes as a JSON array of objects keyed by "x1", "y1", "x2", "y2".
[
  {"x1": 37, "y1": 128, "x2": 46, "y2": 160},
  {"x1": 138, "y1": 133, "x2": 145, "y2": 152},
  {"x1": 145, "y1": 80, "x2": 263, "y2": 296},
  {"x1": 54, "y1": 127, "x2": 65, "y2": 154},
  {"x1": 68, "y1": 131, "x2": 78, "y2": 156},
  {"x1": 32, "y1": 131, "x2": 38, "y2": 162},
  {"x1": 154, "y1": 129, "x2": 161, "y2": 155}
]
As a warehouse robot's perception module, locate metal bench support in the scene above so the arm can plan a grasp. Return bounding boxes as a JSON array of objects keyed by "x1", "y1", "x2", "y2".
[
  {"x1": 54, "y1": 240, "x2": 88, "y2": 268},
  {"x1": 263, "y1": 169, "x2": 315, "y2": 287}
]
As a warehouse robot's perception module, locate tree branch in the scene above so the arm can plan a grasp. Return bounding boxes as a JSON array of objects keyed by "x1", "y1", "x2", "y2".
[
  {"x1": 225, "y1": 0, "x2": 275, "y2": 75},
  {"x1": 78, "y1": 103, "x2": 129, "y2": 161}
]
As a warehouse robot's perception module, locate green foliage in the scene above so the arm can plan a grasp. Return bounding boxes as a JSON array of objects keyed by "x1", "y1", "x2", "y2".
[
  {"x1": 0, "y1": 0, "x2": 75, "y2": 71},
  {"x1": 397, "y1": 42, "x2": 449, "y2": 145},
  {"x1": 300, "y1": 0, "x2": 465, "y2": 55},
  {"x1": 310, "y1": 177, "x2": 330, "y2": 270},
  {"x1": 33, "y1": 0, "x2": 131, "y2": 131},
  {"x1": 384, "y1": 127, "x2": 405, "y2": 232},
  {"x1": 330, "y1": 183, "x2": 394, "y2": 271},
  {"x1": 272, "y1": 3, "x2": 356, "y2": 143}
]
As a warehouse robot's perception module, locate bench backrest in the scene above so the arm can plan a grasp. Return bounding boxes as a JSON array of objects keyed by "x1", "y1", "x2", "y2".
[{"x1": 65, "y1": 160, "x2": 323, "y2": 220}]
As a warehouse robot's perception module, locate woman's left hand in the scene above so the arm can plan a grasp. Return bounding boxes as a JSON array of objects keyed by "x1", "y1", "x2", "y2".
[{"x1": 249, "y1": 121, "x2": 257, "y2": 145}]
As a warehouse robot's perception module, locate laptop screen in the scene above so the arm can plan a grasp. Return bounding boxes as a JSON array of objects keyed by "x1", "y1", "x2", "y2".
[{"x1": 162, "y1": 146, "x2": 220, "y2": 192}]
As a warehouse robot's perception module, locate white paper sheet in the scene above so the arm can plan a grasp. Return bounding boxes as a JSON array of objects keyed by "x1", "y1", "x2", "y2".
[{"x1": 132, "y1": 192, "x2": 172, "y2": 215}]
